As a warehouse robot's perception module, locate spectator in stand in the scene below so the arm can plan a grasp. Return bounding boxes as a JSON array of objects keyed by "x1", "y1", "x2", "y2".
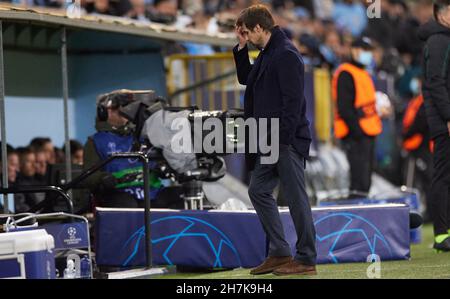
[
  {"x1": 333, "y1": 0, "x2": 368, "y2": 38},
  {"x1": 14, "y1": 147, "x2": 45, "y2": 213},
  {"x1": 125, "y1": 0, "x2": 150, "y2": 21},
  {"x1": 29, "y1": 137, "x2": 56, "y2": 166},
  {"x1": 62, "y1": 139, "x2": 84, "y2": 165},
  {"x1": 313, "y1": 0, "x2": 334, "y2": 20},
  {"x1": 293, "y1": 0, "x2": 315, "y2": 17},
  {"x1": 0, "y1": 144, "x2": 19, "y2": 213},
  {"x1": 395, "y1": 0, "x2": 434, "y2": 100},
  {"x1": 85, "y1": 0, "x2": 120, "y2": 16},
  {"x1": 34, "y1": 149, "x2": 49, "y2": 185},
  {"x1": 7, "y1": 147, "x2": 19, "y2": 187},
  {"x1": 182, "y1": 0, "x2": 203, "y2": 16},
  {"x1": 147, "y1": 0, "x2": 178, "y2": 24},
  {"x1": 0, "y1": 144, "x2": 19, "y2": 187},
  {"x1": 297, "y1": 32, "x2": 322, "y2": 67},
  {"x1": 413, "y1": 0, "x2": 435, "y2": 25},
  {"x1": 320, "y1": 29, "x2": 344, "y2": 69},
  {"x1": 17, "y1": 148, "x2": 36, "y2": 181},
  {"x1": 55, "y1": 146, "x2": 66, "y2": 164},
  {"x1": 182, "y1": 9, "x2": 216, "y2": 55},
  {"x1": 33, "y1": 0, "x2": 64, "y2": 8},
  {"x1": 389, "y1": 0, "x2": 409, "y2": 25}
]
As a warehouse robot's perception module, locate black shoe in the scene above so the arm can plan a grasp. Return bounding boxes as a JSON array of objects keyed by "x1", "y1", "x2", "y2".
[
  {"x1": 433, "y1": 236, "x2": 450, "y2": 252},
  {"x1": 409, "y1": 212, "x2": 423, "y2": 229}
]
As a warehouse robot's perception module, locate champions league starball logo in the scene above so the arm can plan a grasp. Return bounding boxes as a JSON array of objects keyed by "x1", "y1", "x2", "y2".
[
  {"x1": 314, "y1": 212, "x2": 392, "y2": 264},
  {"x1": 64, "y1": 226, "x2": 82, "y2": 245},
  {"x1": 67, "y1": 227, "x2": 77, "y2": 239},
  {"x1": 107, "y1": 142, "x2": 118, "y2": 156},
  {"x1": 106, "y1": 142, "x2": 137, "y2": 164},
  {"x1": 120, "y1": 216, "x2": 242, "y2": 268}
]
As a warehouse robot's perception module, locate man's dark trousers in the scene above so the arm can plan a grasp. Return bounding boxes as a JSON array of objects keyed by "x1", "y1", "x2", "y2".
[
  {"x1": 430, "y1": 134, "x2": 450, "y2": 235},
  {"x1": 343, "y1": 136, "x2": 375, "y2": 194},
  {"x1": 248, "y1": 145, "x2": 317, "y2": 266}
]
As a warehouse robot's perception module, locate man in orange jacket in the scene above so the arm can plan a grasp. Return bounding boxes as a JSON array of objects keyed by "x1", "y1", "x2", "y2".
[
  {"x1": 332, "y1": 37, "x2": 382, "y2": 197},
  {"x1": 402, "y1": 77, "x2": 433, "y2": 222},
  {"x1": 402, "y1": 94, "x2": 430, "y2": 154}
]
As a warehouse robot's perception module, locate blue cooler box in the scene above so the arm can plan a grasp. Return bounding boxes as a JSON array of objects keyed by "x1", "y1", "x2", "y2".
[{"x1": 0, "y1": 229, "x2": 55, "y2": 279}]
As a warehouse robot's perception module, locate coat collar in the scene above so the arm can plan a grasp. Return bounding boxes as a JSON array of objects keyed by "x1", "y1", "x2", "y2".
[
  {"x1": 262, "y1": 26, "x2": 285, "y2": 53},
  {"x1": 252, "y1": 27, "x2": 286, "y2": 84}
]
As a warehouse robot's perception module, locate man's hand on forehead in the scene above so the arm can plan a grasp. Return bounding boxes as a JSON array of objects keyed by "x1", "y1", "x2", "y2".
[
  {"x1": 240, "y1": 28, "x2": 249, "y2": 35},
  {"x1": 235, "y1": 25, "x2": 248, "y2": 49}
]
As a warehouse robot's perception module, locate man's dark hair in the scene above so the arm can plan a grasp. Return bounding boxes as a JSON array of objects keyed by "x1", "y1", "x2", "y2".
[
  {"x1": 29, "y1": 137, "x2": 52, "y2": 152},
  {"x1": 62, "y1": 139, "x2": 83, "y2": 155},
  {"x1": 154, "y1": 0, "x2": 175, "y2": 7},
  {"x1": 0, "y1": 144, "x2": 16, "y2": 163},
  {"x1": 7, "y1": 145, "x2": 16, "y2": 157},
  {"x1": 236, "y1": 4, "x2": 275, "y2": 32},
  {"x1": 434, "y1": 0, "x2": 450, "y2": 21},
  {"x1": 16, "y1": 147, "x2": 33, "y2": 160}
]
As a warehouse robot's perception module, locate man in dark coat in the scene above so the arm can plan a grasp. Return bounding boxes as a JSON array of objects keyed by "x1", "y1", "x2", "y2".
[
  {"x1": 233, "y1": 4, "x2": 317, "y2": 275},
  {"x1": 418, "y1": 0, "x2": 450, "y2": 251}
]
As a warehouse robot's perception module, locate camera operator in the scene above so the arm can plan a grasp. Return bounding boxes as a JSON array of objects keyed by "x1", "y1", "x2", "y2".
[{"x1": 82, "y1": 91, "x2": 163, "y2": 208}]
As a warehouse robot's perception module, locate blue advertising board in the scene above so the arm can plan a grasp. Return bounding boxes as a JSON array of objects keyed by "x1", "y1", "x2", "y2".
[
  {"x1": 319, "y1": 193, "x2": 421, "y2": 243},
  {"x1": 95, "y1": 204, "x2": 410, "y2": 269}
]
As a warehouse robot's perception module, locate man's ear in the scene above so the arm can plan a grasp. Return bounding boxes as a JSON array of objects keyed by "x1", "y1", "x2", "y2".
[
  {"x1": 437, "y1": 13, "x2": 445, "y2": 25},
  {"x1": 254, "y1": 24, "x2": 262, "y2": 33}
]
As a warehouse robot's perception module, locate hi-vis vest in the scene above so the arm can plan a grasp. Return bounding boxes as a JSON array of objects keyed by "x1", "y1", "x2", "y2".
[
  {"x1": 402, "y1": 94, "x2": 434, "y2": 152},
  {"x1": 332, "y1": 63, "x2": 382, "y2": 139}
]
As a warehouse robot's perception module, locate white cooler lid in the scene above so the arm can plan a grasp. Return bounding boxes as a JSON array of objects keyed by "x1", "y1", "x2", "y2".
[{"x1": 0, "y1": 229, "x2": 55, "y2": 254}]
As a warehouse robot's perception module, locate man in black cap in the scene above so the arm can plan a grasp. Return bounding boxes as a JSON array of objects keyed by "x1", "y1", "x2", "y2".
[{"x1": 331, "y1": 37, "x2": 383, "y2": 197}]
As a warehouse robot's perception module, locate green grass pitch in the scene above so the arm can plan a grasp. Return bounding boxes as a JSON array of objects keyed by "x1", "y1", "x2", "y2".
[{"x1": 159, "y1": 224, "x2": 450, "y2": 279}]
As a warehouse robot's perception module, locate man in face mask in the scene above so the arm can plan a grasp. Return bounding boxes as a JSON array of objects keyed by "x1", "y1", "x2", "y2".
[{"x1": 331, "y1": 37, "x2": 383, "y2": 197}]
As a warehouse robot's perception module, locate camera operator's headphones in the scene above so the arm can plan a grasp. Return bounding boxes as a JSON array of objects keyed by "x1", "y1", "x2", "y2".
[{"x1": 96, "y1": 90, "x2": 135, "y2": 122}]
